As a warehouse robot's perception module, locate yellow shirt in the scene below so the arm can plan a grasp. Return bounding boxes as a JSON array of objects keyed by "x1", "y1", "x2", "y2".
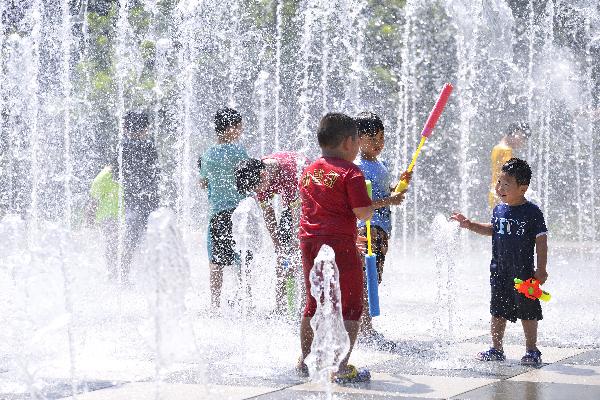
[{"x1": 489, "y1": 144, "x2": 513, "y2": 208}]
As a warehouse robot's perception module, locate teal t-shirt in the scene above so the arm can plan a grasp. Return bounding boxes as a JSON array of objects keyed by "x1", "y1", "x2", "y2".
[{"x1": 199, "y1": 143, "x2": 249, "y2": 216}]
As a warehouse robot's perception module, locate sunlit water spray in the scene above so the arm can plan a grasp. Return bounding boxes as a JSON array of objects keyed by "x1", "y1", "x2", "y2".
[
  {"x1": 0, "y1": 215, "x2": 79, "y2": 397},
  {"x1": 231, "y1": 197, "x2": 262, "y2": 316},
  {"x1": 305, "y1": 245, "x2": 350, "y2": 398},
  {"x1": 137, "y1": 208, "x2": 200, "y2": 395},
  {"x1": 429, "y1": 214, "x2": 463, "y2": 370}
]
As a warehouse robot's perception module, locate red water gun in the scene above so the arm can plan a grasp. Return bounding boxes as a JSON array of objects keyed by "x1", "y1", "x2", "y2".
[{"x1": 514, "y1": 278, "x2": 551, "y2": 302}]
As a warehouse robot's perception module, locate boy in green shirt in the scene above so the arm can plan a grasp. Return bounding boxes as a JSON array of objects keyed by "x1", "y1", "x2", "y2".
[{"x1": 89, "y1": 164, "x2": 122, "y2": 280}]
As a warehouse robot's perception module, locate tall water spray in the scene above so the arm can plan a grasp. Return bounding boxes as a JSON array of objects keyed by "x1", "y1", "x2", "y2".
[
  {"x1": 138, "y1": 208, "x2": 198, "y2": 396},
  {"x1": 305, "y1": 245, "x2": 350, "y2": 394}
]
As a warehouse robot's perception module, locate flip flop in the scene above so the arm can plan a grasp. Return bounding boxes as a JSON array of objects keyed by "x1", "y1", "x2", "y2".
[
  {"x1": 295, "y1": 362, "x2": 309, "y2": 378},
  {"x1": 333, "y1": 364, "x2": 371, "y2": 384}
]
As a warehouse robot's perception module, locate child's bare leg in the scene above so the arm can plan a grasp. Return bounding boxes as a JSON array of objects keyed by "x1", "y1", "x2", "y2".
[
  {"x1": 359, "y1": 293, "x2": 374, "y2": 334},
  {"x1": 210, "y1": 262, "x2": 224, "y2": 309},
  {"x1": 298, "y1": 316, "x2": 313, "y2": 367},
  {"x1": 521, "y1": 319, "x2": 538, "y2": 351},
  {"x1": 275, "y1": 262, "x2": 287, "y2": 314},
  {"x1": 338, "y1": 320, "x2": 360, "y2": 373},
  {"x1": 491, "y1": 316, "x2": 507, "y2": 350}
]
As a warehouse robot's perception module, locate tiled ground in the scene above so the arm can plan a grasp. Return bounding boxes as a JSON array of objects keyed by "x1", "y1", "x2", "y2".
[{"x1": 1, "y1": 336, "x2": 596, "y2": 399}]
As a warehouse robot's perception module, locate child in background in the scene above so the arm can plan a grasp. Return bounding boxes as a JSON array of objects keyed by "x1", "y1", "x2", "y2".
[
  {"x1": 489, "y1": 123, "x2": 530, "y2": 208},
  {"x1": 354, "y1": 112, "x2": 411, "y2": 349},
  {"x1": 119, "y1": 110, "x2": 161, "y2": 282},
  {"x1": 452, "y1": 158, "x2": 548, "y2": 366},
  {"x1": 235, "y1": 152, "x2": 309, "y2": 316},
  {"x1": 89, "y1": 164, "x2": 122, "y2": 280},
  {"x1": 296, "y1": 113, "x2": 406, "y2": 382},
  {"x1": 199, "y1": 108, "x2": 249, "y2": 311}
]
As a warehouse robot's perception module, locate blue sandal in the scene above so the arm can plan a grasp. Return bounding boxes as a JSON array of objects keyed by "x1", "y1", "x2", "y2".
[
  {"x1": 521, "y1": 349, "x2": 542, "y2": 366},
  {"x1": 477, "y1": 347, "x2": 506, "y2": 361}
]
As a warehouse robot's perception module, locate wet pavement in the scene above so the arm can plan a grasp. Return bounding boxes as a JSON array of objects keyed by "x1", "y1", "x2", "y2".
[{"x1": 24, "y1": 336, "x2": 595, "y2": 400}]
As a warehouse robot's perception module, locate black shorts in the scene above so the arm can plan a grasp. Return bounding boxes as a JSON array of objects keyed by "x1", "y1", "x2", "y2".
[
  {"x1": 209, "y1": 209, "x2": 236, "y2": 266},
  {"x1": 358, "y1": 225, "x2": 388, "y2": 284},
  {"x1": 490, "y1": 273, "x2": 543, "y2": 322}
]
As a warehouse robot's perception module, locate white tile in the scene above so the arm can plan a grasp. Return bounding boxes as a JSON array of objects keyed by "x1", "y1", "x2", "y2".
[
  {"x1": 65, "y1": 382, "x2": 279, "y2": 400},
  {"x1": 293, "y1": 372, "x2": 497, "y2": 398},
  {"x1": 509, "y1": 364, "x2": 600, "y2": 386},
  {"x1": 349, "y1": 348, "x2": 401, "y2": 366}
]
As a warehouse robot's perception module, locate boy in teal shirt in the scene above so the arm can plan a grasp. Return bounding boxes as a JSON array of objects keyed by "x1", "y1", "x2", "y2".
[{"x1": 199, "y1": 108, "x2": 249, "y2": 310}]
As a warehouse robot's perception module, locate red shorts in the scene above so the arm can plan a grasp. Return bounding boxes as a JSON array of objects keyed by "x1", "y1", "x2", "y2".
[{"x1": 300, "y1": 237, "x2": 364, "y2": 321}]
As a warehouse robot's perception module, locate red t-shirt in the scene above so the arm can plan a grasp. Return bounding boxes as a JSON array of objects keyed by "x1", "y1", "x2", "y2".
[
  {"x1": 256, "y1": 152, "x2": 310, "y2": 207},
  {"x1": 299, "y1": 156, "x2": 372, "y2": 240}
]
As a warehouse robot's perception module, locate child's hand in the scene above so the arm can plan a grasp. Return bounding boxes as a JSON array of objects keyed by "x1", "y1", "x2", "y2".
[
  {"x1": 356, "y1": 235, "x2": 368, "y2": 254},
  {"x1": 399, "y1": 170, "x2": 413, "y2": 185},
  {"x1": 392, "y1": 170, "x2": 413, "y2": 193},
  {"x1": 450, "y1": 212, "x2": 471, "y2": 229},
  {"x1": 534, "y1": 269, "x2": 548, "y2": 285},
  {"x1": 388, "y1": 191, "x2": 405, "y2": 206}
]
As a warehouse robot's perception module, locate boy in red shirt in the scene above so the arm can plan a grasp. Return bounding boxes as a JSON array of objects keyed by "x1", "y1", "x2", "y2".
[{"x1": 296, "y1": 113, "x2": 406, "y2": 382}]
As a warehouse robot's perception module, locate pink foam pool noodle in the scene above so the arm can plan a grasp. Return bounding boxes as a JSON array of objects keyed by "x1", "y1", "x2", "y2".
[{"x1": 420, "y1": 83, "x2": 453, "y2": 138}]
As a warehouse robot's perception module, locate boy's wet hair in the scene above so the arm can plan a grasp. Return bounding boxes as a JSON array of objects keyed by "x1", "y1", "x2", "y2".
[
  {"x1": 123, "y1": 110, "x2": 150, "y2": 134},
  {"x1": 355, "y1": 112, "x2": 384, "y2": 137},
  {"x1": 235, "y1": 158, "x2": 265, "y2": 194},
  {"x1": 502, "y1": 158, "x2": 532, "y2": 186},
  {"x1": 317, "y1": 112, "x2": 358, "y2": 148},
  {"x1": 506, "y1": 122, "x2": 531, "y2": 138},
  {"x1": 215, "y1": 107, "x2": 242, "y2": 136}
]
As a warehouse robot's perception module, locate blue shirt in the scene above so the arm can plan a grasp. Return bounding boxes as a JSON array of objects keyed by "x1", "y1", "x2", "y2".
[
  {"x1": 355, "y1": 158, "x2": 392, "y2": 234},
  {"x1": 490, "y1": 201, "x2": 547, "y2": 279},
  {"x1": 199, "y1": 143, "x2": 249, "y2": 216}
]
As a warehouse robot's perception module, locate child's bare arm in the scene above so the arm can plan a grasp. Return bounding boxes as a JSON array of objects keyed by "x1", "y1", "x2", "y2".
[
  {"x1": 534, "y1": 234, "x2": 548, "y2": 284},
  {"x1": 353, "y1": 206, "x2": 373, "y2": 221},
  {"x1": 371, "y1": 191, "x2": 405, "y2": 209},
  {"x1": 260, "y1": 202, "x2": 281, "y2": 250},
  {"x1": 450, "y1": 212, "x2": 493, "y2": 236},
  {"x1": 354, "y1": 190, "x2": 406, "y2": 221}
]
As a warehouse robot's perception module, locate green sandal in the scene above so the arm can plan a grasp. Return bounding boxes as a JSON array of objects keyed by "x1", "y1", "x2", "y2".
[{"x1": 333, "y1": 364, "x2": 371, "y2": 384}]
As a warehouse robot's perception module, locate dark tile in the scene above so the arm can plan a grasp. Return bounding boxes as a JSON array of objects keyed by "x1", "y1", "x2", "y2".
[
  {"x1": 560, "y1": 350, "x2": 600, "y2": 366},
  {"x1": 451, "y1": 381, "x2": 600, "y2": 400}
]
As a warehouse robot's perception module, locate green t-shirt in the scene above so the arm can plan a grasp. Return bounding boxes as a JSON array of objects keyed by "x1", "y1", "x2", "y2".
[
  {"x1": 199, "y1": 143, "x2": 249, "y2": 216},
  {"x1": 90, "y1": 166, "x2": 123, "y2": 222}
]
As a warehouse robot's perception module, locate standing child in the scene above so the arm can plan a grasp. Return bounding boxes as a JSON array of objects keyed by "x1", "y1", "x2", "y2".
[
  {"x1": 354, "y1": 112, "x2": 411, "y2": 349},
  {"x1": 296, "y1": 113, "x2": 406, "y2": 382},
  {"x1": 489, "y1": 123, "x2": 530, "y2": 208},
  {"x1": 199, "y1": 108, "x2": 249, "y2": 311},
  {"x1": 235, "y1": 152, "x2": 309, "y2": 316},
  {"x1": 452, "y1": 158, "x2": 548, "y2": 366},
  {"x1": 119, "y1": 110, "x2": 161, "y2": 281},
  {"x1": 89, "y1": 164, "x2": 122, "y2": 280}
]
